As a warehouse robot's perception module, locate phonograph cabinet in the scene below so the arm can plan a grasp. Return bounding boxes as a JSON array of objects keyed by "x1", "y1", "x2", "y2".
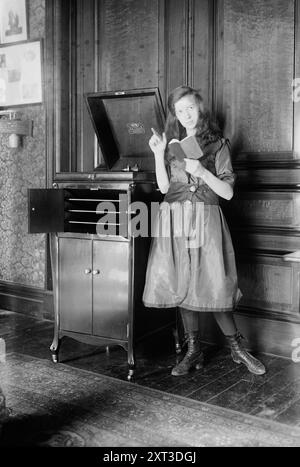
[{"x1": 28, "y1": 88, "x2": 174, "y2": 379}]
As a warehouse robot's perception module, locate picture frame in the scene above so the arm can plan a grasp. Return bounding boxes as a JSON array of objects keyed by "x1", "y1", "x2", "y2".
[
  {"x1": 0, "y1": 39, "x2": 43, "y2": 107},
  {"x1": 0, "y1": 0, "x2": 28, "y2": 44}
]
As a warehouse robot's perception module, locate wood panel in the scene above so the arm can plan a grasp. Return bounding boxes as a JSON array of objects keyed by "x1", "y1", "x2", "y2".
[
  {"x1": 217, "y1": 0, "x2": 294, "y2": 155},
  {"x1": 230, "y1": 230, "x2": 300, "y2": 254},
  {"x1": 237, "y1": 253, "x2": 300, "y2": 317},
  {"x1": 75, "y1": 0, "x2": 97, "y2": 172},
  {"x1": 192, "y1": 0, "x2": 213, "y2": 109},
  {"x1": 66, "y1": 0, "x2": 166, "y2": 172},
  {"x1": 164, "y1": 0, "x2": 189, "y2": 96},
  {"x1": 226, "y1": 191, "x2": 300, "y2": 230},
  {"x1": 45, "y1": 0, "x2": 73, "y2": 175},
  {"x1": 164, "y1": 0, "x2": 213, "y2": 108},
  {"x1": 98, "y1": 0, "x2": 160, "y2": 92},
  {"x1": 46, "y1": 0, "x2": 214, "y2": 176},
  {"x1": 235, "y1": 165, "x2": 300, "y2": 185}
]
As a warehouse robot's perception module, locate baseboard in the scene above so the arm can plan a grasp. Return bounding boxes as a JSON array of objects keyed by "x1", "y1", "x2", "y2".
[
  {"x1": 0, "y1": 281, "x2": 54, "y2": 321},
  {"x1": 197, "y1": 311, "x2": 300, "y2": 359}
]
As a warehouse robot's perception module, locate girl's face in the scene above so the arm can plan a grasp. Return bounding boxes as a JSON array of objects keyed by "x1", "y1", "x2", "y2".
[{"x1": 174, "y1": 94, "x2": 200, "y2": 131}]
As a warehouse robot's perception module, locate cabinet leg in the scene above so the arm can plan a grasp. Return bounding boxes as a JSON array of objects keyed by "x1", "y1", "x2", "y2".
[
  {"x1": 127, "y1": 347, "x2": 135, "y2": 381},
  {"x1": 50, "y1": 337, "x2": 61, "y2": 363},
  {"x1": 49, "y1": 233, "x2": 61, "y2": 364},
  {"x1": 127, "y1": 366, "x2": 135, "y2": 381},
  {"x1": 173, "y1": 327, "x2": 182, "y2": 354},
  {"x1": 174, "y1": 308, "x2": 185, "y2": 354}
]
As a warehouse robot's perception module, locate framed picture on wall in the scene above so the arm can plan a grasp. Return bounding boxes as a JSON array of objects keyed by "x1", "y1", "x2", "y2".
[
  {"x1": 0, "y1": 39, "x2": 43, "y2": 107},
  {"x1": 0, "y1": 0, "x2": 28, "y2": 44}
]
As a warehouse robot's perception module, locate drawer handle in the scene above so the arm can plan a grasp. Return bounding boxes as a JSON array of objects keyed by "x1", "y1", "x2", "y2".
[
  {"x1": 92, "y1": 269, "x2": 100, "y2": 275},
  {"x1": 84, "y1": 268, "x2": 92, "y2": 275}
]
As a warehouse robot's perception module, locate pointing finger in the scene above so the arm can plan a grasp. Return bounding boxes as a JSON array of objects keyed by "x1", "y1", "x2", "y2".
[{"x1": 151, "y1": 128, "x2": 160, "y2": 138}]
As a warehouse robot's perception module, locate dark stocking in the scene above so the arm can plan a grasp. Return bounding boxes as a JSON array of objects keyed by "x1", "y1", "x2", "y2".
[
  {"x1": 179, "y1": 308, "x2": 200, "y2": 334},
  {"x1": 213, "y1": 311, "x2": 266, "y2": 375},
  {"x1": 171, "y1": 308, "x2": 203, "y2": 376},
  {"x1": 213, "y1": 311, "x2": 237, "y2": 336}
]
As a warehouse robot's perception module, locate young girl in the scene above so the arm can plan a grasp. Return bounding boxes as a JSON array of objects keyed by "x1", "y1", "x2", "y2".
[{"x1": 142, "y1": 85, "x2": 266, "y2": 377}]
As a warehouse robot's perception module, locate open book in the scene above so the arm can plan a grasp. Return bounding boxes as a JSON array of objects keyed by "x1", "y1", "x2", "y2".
[{"x1": 168, "y1": 134, "x2": 203, "y2": 162}]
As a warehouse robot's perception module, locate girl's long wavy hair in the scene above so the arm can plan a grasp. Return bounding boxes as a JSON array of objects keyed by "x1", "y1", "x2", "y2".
[{"x1": 164, "y1": 85, "x2": 221, "y2": 144}]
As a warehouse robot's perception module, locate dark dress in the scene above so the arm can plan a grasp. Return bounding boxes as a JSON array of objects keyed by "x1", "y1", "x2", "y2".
[{"x1": 142, "y1": 136, "x2": 242, "y2": 312}]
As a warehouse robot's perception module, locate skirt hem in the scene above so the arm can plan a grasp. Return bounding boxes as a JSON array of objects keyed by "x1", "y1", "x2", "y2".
[{"x1": 143, "y1": 300, "x2": 241, "y2": 313}]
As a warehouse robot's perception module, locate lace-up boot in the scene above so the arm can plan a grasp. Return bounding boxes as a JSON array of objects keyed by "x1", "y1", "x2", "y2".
[
  {"x1": 171, "y1": 332, "x2": 204, "y2": 376},
  {"x1": 226, "y1": 332, "x2": 266, "y2": 375}
]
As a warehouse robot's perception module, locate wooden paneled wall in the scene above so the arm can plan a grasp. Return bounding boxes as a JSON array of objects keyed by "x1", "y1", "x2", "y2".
[
  {"x1": 45, "y1": 0, "x2": 300, "y2": 355},
  {"x1": 217, "y1": 0, "x2": 294, "y2": 155},
  {"x1": 45, "y1": 0, "x2": 214, "y2": 177},
  {"x1": 215, "y1": 0, "x2": 300, "y2": 356}
]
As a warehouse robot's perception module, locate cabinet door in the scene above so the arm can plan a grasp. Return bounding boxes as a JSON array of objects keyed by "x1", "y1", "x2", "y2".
[
  {"x1": 28, "y1": 189, "x2": 65, "y2": 233},
  {"x1": 92, "y1": 240, "x2": 129, "y2": 340},
  {"x1": 59, "y1": 237, "x2": 92, "y2": 334}
]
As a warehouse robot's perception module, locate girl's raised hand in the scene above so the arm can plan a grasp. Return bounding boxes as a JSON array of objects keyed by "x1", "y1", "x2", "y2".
[{"x1": 149, "y1": 128, "x2": 167, "y2": 156}]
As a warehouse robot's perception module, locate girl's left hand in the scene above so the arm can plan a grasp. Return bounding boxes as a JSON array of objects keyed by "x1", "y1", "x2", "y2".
[{"x1": 184, "y1": 159, "x2": 206, "y2": 178}]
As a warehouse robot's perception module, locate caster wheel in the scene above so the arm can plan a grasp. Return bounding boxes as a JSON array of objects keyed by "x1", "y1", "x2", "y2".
[
  {"x1": 127, "y1": 369, "x2": 134, "y2": 381},
  {"x1": 51, "y1": 354, "x2": 58, "y2": 363}
]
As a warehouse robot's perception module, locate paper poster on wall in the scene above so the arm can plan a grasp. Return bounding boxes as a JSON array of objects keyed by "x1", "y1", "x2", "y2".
[
  {"x1": 0, "y1": 0, "x2": 28, "y2": 44},
  {"x1": 0, "y1": 40, "x2": 42, "y2": 107}
]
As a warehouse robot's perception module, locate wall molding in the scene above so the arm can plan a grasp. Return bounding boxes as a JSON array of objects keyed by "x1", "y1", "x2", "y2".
[
  {"x1": 235, "y1": 167, "x2": 300, "y2": 186},
  {"x1": 0, "y1": 281, "x2": 53, "y2": 321},
  {"x1": 234, "y1": 152, "x2": 298, "y2": 165},
  {"x1": 236, "y1": 304, "x2": 300, "y2": 326}
]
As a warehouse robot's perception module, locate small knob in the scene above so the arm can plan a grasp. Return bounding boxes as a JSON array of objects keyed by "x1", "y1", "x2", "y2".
[
  {"x1": 92, "y1": 269, "x2": 100, "y2": 275},
  {"x1": 84, "y1": 268, "x2": 92, "y2": 274},
  {"x1": 131, "y1": 163, "x2": 139, "y2": 172}
]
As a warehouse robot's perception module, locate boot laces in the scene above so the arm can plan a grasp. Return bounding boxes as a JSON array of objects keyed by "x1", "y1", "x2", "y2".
[{"x1": 235, "y1": 331, "x2": 246, "y2": 342}]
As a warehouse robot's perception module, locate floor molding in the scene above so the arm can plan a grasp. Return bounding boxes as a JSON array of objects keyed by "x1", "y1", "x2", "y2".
[{"x1": 0, "y1": 281, "x2": 53, "y2": 321}]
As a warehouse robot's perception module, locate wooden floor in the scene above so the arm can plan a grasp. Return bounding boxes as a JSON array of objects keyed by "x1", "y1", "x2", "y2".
[{"x1": 1, "y1": 309, "x2": 300, "y2": 428}]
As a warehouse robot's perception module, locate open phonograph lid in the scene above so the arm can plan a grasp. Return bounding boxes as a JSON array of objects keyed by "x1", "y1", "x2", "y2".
[{"x1": 85, "y1": 87, "x2": 165, "y2": 172}]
